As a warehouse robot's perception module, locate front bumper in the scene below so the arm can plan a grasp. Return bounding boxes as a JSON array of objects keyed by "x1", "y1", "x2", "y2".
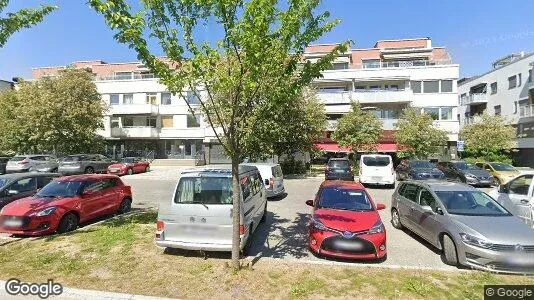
[
  {"x1": 0, "y1": 214, "x2": 59, "y2": 236},
  {"x1": 459, "y1": 242, "x2": 534, "y2": 275},
  {"x1": 309, "y1": 229, "x2": 386, "y2": 260}
]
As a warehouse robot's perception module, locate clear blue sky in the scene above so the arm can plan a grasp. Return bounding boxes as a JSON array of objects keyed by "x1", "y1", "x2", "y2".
[{"x1": 1, "y1": 0, "x2": 534, "y2": 80}]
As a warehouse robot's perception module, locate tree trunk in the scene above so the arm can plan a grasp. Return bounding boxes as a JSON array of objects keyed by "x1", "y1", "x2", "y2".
[{"x1": 230, "y1": 155, "x2": 241, "y2": 269}]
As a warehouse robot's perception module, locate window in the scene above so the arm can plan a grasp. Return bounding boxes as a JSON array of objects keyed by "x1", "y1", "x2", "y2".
[
  {"x1": 369, "y1": 85, "x2": 381, "y2": 91},
  {"x1": 440, "y1": 107, "x2": 453, "y2": 120},
  {"x1": 111, "y1": 117, "x2": 120, "y2": 128},
  {"x1": 514, "y1": 101, "x2": 518, "y2": 114},
  {"x1": 423, "y1": 107, "x2": 440, "y2": 120},
  {"x1": 509, "y1": 75, "x2": 517, "y2": 89},
  {"x1": 161, "y1": 116, "x2": 173, "y2": 128},
  {"x1": 110, "y1": 94, "x2": 120, "y2": 105},
  {"x1": 174, "y1": 177, "x2": 232, "y2": 204},
  {"x1": 507, "y1": 175, "x2": 533, "y2": 196},
  {"x1": 241, "y1": 176, "x2": 251, "y2": 201},
  {"x1": 186, "y1": 91, "x2": 200, "y2": 104},
  {"x1": 494, "y1": 105, "x2": 501, "y2": 116},
  {"x1": 419, "y1": 189, "x2": 439, "y2": 212},
  {"x1": 83, "y1": 181, "x2": 104, "y2": 194},
  {"x1": 529, "y1": 70, "x2": 532, "y2": 83},
  {"x1": 123, "y1": 93, "x2": 134, "y2": 104},
  {"x1": 440, "y1": 80, "x2": 453, "y2": 93},
  {"x1": 115, "y1": 72, "x2": 133, "y2": 80},
  {"x1": 122, "y1": 117, "x2": 134, "y2": 127},
  {"x1": 102, "y1": 179, "x2": 117, "y2": 189},
  {"x1": 423, "y1": 81, "x2": 439, "y2": 93},
  {"x1": 518, "y1": 73, "x2": 522, "y2": 87},
  {"x1": 332, "y1": 62, "x2": 349, "y2": 70},
  {"x1": 187, "y1": 114, "x2": 201, "y2": 128},
  {"x1": 161, "y1": 93, "x2": 172, "y2": 105},
  {"x1": 399, "y1": 184, "x2": 419, "y2": 202},
  {"x1": 411, "y1": 81, "x2": 421, "y2": 93},
  {"x1": 460, "y1": 93, "x2": 467, "y2": 104},
  {"x1": 490, "y1": 82, "x2": 497, "y2": 94},
  {"x1": 37, "y1": 176, "x2": 55, "y2": 189},
  {"x1": 388, "y1": 84, "x2": 399, "y2": 90},
  {"x1": 147, "y1": 117, "x2": 157, "y2": 127},
  {"x1": 146, "y1": 93, "x2": 157, "y2": 104},
  {"x1": 355, "y1": 86, "x2": 366, "y2": 90},
  {"x1": 362, "y1": 59, "x2": 380, "y2": 68},
  {"x1": 10, "y1": 178, "x2": 37, "y2": 193}
]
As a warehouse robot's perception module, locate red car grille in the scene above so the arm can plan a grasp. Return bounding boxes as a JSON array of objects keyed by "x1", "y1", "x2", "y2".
[{"x1": 321, "y1": 235, "x2": 376, "y2": 255}]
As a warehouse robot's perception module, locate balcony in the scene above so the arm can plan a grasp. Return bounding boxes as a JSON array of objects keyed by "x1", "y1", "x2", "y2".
[
  {"x1": 318, "y1": 89, "x2": 412, "y2": 105},
  {"x1": 96, "y1": 73, "x2": 157, "y2": 81},
  {"x1": 461, "y1": 93, "x2": 488, "y2": 106},
  {"x1": 520, "y1": 105, "x2": 534, "y2": 118},
  {"x1": 357, "y1": 59, "x2": 452, "y2": 69},
  {"x1": 111, "y1": 127, "x2": 159, "y2": 138},
  {"x1": 325, "y1": 119, "x2": 398, "y2": 131},
  {"x1": 108, "y1": 104, "x2": 159, "y2": 115}
]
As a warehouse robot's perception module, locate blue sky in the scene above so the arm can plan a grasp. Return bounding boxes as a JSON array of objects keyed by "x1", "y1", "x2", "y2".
[{"x1": 1, "y1": 0, "x2": 534, "y2": 80}]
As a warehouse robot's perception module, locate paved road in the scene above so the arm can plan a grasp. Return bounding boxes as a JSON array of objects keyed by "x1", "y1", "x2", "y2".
[{"x1": 121, "y1": 167, "x2": 493, "y2": 270}]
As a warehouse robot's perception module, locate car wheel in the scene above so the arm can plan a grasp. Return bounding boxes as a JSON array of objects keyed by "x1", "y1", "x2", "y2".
[
  {"x1": 118, "y1": 198, "x2": 132, "y2": 214},
  {"x1": 391, "y1": 208, "x2": 403, "y2": 229},
  {"x1": 145, "y1": 166, "x2": 150, "y2": 173},
  {"x1": 127, "y1": 168, "x2": 134, "y2": 175},
  {"x1": 84, "y1": 167, "x2": 94, "y2": 174},
  {"x1": 260, "y1": 202, "x2": 267, "y2": 223},
  {"x1": 442, "y1": 234, "x2": 459, "y2": 266},
  {"x1": 57, "y1": 213, "x2": 78, "y2": 234}
]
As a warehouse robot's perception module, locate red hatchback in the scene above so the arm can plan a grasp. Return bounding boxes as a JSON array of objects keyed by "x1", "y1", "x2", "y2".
[
  {"x1": 107, "y1": 157, "x2": 150, "y2": 176},
  {"x1": 307, "y1": 181, "x2": 387, "y2": 260},
  {"x1": 0, "y1": 174, "x2": 132, "y2": 236}
]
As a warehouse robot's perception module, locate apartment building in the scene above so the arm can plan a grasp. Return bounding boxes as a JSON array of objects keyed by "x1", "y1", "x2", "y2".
[
  {"x1": 307, "y1": 38, "x2": 460, "y2": 159},
  {"x1": 458, "y1": 52, "x2": 534, "y2": 166}
]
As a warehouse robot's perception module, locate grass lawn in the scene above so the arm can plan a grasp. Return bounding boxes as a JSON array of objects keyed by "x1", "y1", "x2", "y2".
[{"x1": 1, "y1": 210, "x2": 533, "y2": 299}]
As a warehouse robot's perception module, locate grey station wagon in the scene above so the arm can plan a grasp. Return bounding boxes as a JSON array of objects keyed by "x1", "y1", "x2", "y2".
[{"x1": 58, "y1": 154, "x2": 113, "y2": 175}]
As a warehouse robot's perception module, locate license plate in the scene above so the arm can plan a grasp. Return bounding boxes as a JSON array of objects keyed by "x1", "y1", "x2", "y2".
[
  {"x1": 372, "y1": 176, "x2": 382, "y2": 181},
  {"x1": 4, "y1": 219, "x2": 22, "y2": 227},
  {"x1": 109, "y1": 168, "x2": 119, "y2": 172},
  {"x1": 335, "y1": 169, "x2": 345, "y2": 173}
]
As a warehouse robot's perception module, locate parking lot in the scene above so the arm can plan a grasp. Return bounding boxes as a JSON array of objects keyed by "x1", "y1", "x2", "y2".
[{"x1": 120, "y1": 166, "x2": 493, "y2": 270}]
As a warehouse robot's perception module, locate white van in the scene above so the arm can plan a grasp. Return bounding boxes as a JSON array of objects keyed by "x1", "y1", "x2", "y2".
[
  {"x1": 242, "y1": 163, "x2": 285, "y2": 198},
  {"x1": 359, "y1": 154, "x2": 395, "y2": 188},
  {"x1": 156, "y1": 165, "x2": 267, "y2": 255}
]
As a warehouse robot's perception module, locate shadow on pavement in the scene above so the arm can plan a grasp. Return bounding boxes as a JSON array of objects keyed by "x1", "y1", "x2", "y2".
[{"x1": 267, "y1": 192, "x2": 288, "y2": 202}]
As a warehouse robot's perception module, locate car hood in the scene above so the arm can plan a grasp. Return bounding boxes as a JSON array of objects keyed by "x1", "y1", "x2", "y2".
[
  {"x1": 1, "y1": 196, "x2": 68, "y2": 216},
  {"x1": 314, "y1": 208, "x2": 380, "y2": 232},
  {"x1": 494, "y1": 171, "x2": 520, "y2": 177},
  {"x1": 462, "y1": 169, "x2": 491, "y2": 178},
  {"x1": 451, "y1": 215, "x2": 534, "y2": 245}
]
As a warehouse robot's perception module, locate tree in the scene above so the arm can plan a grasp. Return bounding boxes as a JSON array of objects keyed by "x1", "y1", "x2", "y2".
[
  {"x1": 460, "y1": 113, "x2": 517, "y2": 162},
  {"x1": 0, "y1": 0, "x2": 56, "y2": 48},
  {"x1": 90, "y1": 0, "x2": 344, "y2": 269},
  {"x1": 395, "y1": 108, "x2": 448, "y2": 159},
  {"x1": 332, "y1": 102, "x2": 382, "y2": 153},
  {"x1": 0, "y1": 69, "x2": 106, "y2": 154}
]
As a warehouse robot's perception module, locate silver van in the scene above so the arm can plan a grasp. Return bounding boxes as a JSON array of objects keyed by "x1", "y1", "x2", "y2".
[{"x1": 156, "y1": 165, "x2": 267, "y2": 255}]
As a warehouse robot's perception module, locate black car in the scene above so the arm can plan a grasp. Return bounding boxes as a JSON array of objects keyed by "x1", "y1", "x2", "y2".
[
  {"x1": 436, "y1": 161, "x2": 493, "y2": 187},
  {"x1": 325, "y1": 158, "x2": 354, "y2": 181},
  {"x1": 0, "y1": 173, "x2": 60, "y2": 210},
  {"x1": 0, "y1": 157, "x2": 9, "y2": 175},
  {"x1": 395, "y1": 160, "x2": 445, "y2": 180}
]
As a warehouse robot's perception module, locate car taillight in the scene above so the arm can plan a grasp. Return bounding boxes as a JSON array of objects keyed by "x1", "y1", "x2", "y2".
[
  {"x1": 239, "y1": 224, "x2": 245, "y2": 235},
  {"x1": 156, "y1": 221, "x2": 165, "y2": 231},
  {"x1": 269, "y1": 178, "x2": 274, "y2": 189},
  {"x1": 19, "y1": 159, "x2": 29, "y2": 165}
]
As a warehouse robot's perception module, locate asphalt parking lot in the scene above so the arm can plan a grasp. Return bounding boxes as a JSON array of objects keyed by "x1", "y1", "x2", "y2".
[{"x1": 121, "y1": 166, "x2": 494, "y2": 270}]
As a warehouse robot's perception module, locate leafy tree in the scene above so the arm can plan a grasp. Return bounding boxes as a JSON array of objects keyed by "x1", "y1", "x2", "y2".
[
  {"x1": 460, "y1": 113, "x2": 517, "y2": 162},
  {"x1": 0, "y1": 0, "x2": 56, "y2": 47},
  {"x1": 0, "y1": 69, "x2": 105, "y2": 154},
  {"x1": 332, "y1": 102, "x2": 382, "y2": 152},
  {"x1": 90, "y1": 0, "x2": 343, "y2": 269},
  {"x1": 395, "y1": 108, "x2": 448, "y2": 159}
]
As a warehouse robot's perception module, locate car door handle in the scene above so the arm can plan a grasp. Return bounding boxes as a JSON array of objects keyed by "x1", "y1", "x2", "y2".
[{"x1": 520, "y1": 199, "x2": 530, "y2": 204}]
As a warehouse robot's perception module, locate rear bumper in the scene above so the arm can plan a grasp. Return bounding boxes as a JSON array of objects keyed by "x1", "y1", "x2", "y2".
[
  {"x1": 359, "y1": 175, "x2": 395, "y2": 185},
  {"x1": 155, "y1": 239, "x2": 236, "y2": 251}
]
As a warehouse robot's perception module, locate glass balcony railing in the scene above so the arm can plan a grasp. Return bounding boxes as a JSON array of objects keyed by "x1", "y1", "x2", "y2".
[
  {"x1": 96, "y1": 73, "x2": 157, "y2": 81},
  {"x1": 519, "y1": 105, "x2": 534, "y2": 118},
  {"x1": 358, "y1": 59, "x2": 452, "y2": 69}
]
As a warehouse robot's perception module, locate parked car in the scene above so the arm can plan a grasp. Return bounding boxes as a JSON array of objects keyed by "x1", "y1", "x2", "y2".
[
  {"x1": 395, "y1": 160, "x2": 445, "y2": 181},
  {"x1": 107, "y1": 157, "x2": 150, "y2": 176},
  {"x1": 359, "y1": 154, "x2": 395, "y2": 188},
  {"x1": 391, "y1": 180, "x2": 534, "y2": 274},
  {"x1": 0, "y1": 157, "x2": 9, "y2": 174},
  {"x1": 155, "y1": 165, "x2": 267, "y2": 255},
  {"x1": 0, "y1": 173, "x2": 59, "y2": 210},
  {"x1": 475, "y1": 162, "x2": 520, "y2": 186},
  {"x1": 325, "y1": 158, "x2": 354, "y2": 181},
  {"x1": 6, "y1": 155, "x2": 58, "y2": 173},
  {"x1": 242, "y1": 163, "x2": 285, "y2": 198},
  {"x1": 58, "y1": 154, "x2": 113, "y2": 175},
  {"x1": 436, "y1": 161, "x2": 493, "y2": 187},
  {"x1": 489, "y1": 172, "x2": 534, "y2": 228},
  {"x1": 0, "y1": 174, "x2": 132, "y2": 236},
  {"x1": 306, "y1": 180, "x2": 387, "y2": 260}
]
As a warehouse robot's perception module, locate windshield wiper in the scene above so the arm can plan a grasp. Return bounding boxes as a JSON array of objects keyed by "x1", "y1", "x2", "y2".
[{"x1": 192, "y1": 200, "x2": 209, "y2": 209}]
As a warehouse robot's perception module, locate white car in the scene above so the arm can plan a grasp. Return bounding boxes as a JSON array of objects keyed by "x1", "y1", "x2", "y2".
[
  {"x1": 488, "y1": 172, "x2": 534, "y2": 228},
  {"x1": 242, "y1": 163, "x2": 285, "y2": 198},
  {"x1": 358, "y1": 154, "x2": 395, "y2": 189}
]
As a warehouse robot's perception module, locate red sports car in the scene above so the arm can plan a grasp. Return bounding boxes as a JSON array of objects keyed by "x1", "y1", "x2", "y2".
[
  {"x1": 306, "y1": 181, "x2": 387, "y2": 260},
  {"x1": 0, "y1": 174, "x2": 132, "y2": 236},
  {"x1": 107, "y1": 157, "x2": 150, "y2": 176}
]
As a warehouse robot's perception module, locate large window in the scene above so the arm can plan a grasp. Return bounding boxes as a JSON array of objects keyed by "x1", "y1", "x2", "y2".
[
  {"x1": 110, "y1": 117, "x2": 120, "y2": 128},
  {"x1": 423, "y1": 81, "x2": 439, "y2": 93},
  {"x1": 440, "y1": 107, "x2": 453, "y2": 120},
  {"x1": 332, "y1": 62, "x2": 349, "y2": 70},
  {"x1": 490, "y1": 82, "x2": 498, "y2": 94},
  {"x1": 110, "y1": 94, "x2": 120, "y2": 105},
  {"x1": 123, "y1": 93, "x2": 133, "y2": 104},
  {"x1": 187, "y1": 114, "x2": 201, "y2": 128},
  {"x1": 411, "y1": 81, "x2": 421, "y2": 93},
  {"x1": 146, "y1": 93, "x2": 157, "y2": 104},
  {"x1": 494, "y1": 105, "x2": 501, "y2": 116},
  {"x1": 122, "y1": 117, "x2": 134, "y2": 127},
  {"x1": 509, "y1": 75, "x2": 517, "y2": 89},
  {"x1": 374, "y1": 109, "x2": 400, "y2": 119},
  {"x1": 518, "y1": 73, "x2": 522, "y2": 87},
  {"x1": 186, "y1": 91, "x2": 200, "y2": 104},
  {"x1": 529, "y1": 70, "x2": 532, "y2": 83},
  {"x1": 146, "y1": 117, "x2": 157, "y2": 127},
  {"x1": 440, "y1": 80, "x2": 453, "y2": 93},
  {"x1": 161, "y1": 116, "x2": 173, "y2": 128},
  {"x1": 423, "y1": 107, "x2": 440, "y2": 120},
  {"x1": 161, "y1": 93, "x2": 172, "y2": 105}
]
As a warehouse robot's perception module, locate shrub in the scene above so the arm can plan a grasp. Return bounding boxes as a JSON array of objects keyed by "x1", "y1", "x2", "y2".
[{"x1": 280, "y1": 156, "x2": 306, "y2": 174}]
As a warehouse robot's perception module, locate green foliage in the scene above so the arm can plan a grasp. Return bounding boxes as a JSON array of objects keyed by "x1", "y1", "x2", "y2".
[
  {"x1": 0, "y1": 69, "x2": 105, "y2": 154},
  {"x1": 332, "y1": 102, "x2": 382, "y2": 152},
  {"x1": 0, "y1": 0, "x2": 56, "y2": 48},
  {"x1": 460, "y1": 113, "x2": 517, "y2": 162},
  {"x1": 395, "y1": 108, "x2": 448, "y2": 159},
  {"x1": 280, "y1": 156, "x2": 306, "y2": 175}
]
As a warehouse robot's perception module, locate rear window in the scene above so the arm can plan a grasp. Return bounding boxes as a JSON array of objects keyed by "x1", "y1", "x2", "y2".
[
  {"x1": 362, "y1": 156, "x2": 391, "y2": 167},
  {"x1": 272, "y1": 166, "x2": 283, "y2": 177},
  {"x1": 9, "y1": 156, "x2": 27, "y2": 162},
  {"x1": 174, "y1": 177, "x2": 233, "y2": 205},
  {"x1": 399, "y1": 183, "x2": 419, "y2": 202},
  {"x1": 328, "y1": 160, "x2": 350, "y2": 169}
]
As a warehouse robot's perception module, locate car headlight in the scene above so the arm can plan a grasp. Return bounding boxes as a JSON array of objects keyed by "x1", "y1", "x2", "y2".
[
  {"x1": 31, "y1": 207, "x2": 56, "y2": 217},
  {"x1": 368, "y1": 220, "x2": 385, "y2": 234},
  {"x1": 465, "y1": 174, "x2": 477, "y2": 179},
  {"x1": 311, "y1": 216, "x2": 327, "y2": 231},
  {"x1": 459, "y1": 233, "x2": 492, "y2": 249}
]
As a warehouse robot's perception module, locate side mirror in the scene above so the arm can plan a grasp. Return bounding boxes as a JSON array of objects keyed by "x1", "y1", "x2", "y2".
[
  {"x1": 264, "y1": 179, "x2": 269, "y2": 185},
  {"x1": 305, "y1": 200, "x2": 314, "y2": 207},
  {"x1": 421, "y1": 205, "x2": 434, "y2": 213},
  {"x1": 376, "y1": 203, "x2": 386, "y2": 210},
  {"x1": 436, "y1": 207, "x2": 444, "y2": 215},
  {"x1": 7, "y1": 190, "x2": 19, "y2": 196}
]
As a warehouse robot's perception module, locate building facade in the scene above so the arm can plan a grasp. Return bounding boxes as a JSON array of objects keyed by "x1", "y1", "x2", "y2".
[
  {"x1": 458, "y1": 52, "x2": 534, "y2": 166},
  {"x1": 31, "y1": 37, "x2": 459, "y2": 161}
]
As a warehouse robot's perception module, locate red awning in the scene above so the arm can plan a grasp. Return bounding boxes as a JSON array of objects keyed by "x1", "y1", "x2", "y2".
[
  {"x1": 377, "y1": 143, "x2": 397, "y2": 152},
  {"x1": 314, "y1": 143, "x2": 397, "y2": 153}
]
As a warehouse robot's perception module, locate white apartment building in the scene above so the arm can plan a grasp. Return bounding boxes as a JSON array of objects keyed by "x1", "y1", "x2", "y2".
[
  {"x1": 31, "y1": 37, "x2": 459, "y2": 162},
  {"x1": 458, "y1": 52, "x2": 534, "y2": 166}
]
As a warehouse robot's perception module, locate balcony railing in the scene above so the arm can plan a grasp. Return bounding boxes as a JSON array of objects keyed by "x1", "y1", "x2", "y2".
[
  {"x1": 326, "y1": 119, "x2": 398, "y2": 130},
  {"x1": 520, "y1": 105, "x2": 534, "y2": 118},
  {"x1": 357, "y1": 59, "x2": 452, "y2": 69},
  {"x1": 111, "y1": 126, "x2": 159, "y2": 138},
  {"x1": 461, "y1": 93, "x2": 488, "y2": 106},
  {"x1": 318, "y1": 89, "x2": 412, "y2": 104},
  {"x1": 108, "y1": 104, "x2": 159, "y2": 115},
  {"x1": 96, "y1": 73, "x2": 157, "y2": 81}
]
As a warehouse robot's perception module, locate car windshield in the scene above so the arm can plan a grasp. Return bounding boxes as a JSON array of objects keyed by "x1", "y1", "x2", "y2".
[
  {"x1": 328, "y1": 160, "x2": 350, "y2": 169},
  {"x1": 35, "y1": 180, "x2": 84, "y2": 197},
  {"x1": 411, "y1": 161, "x2": 435, "y2": 169},
  {"x1": 453, "y1": 162, "x2": 478, "y2": 170},
  {"x1": 489, "y1": 163, "x2": 516, "y2": 171},
  {"x1": 122, "y1": 158, "x2": 135, "y2": 163},
  {"x1": 362, "y1": 156, "x2": 391, "y2": 167},
  {"x1": 0, "y1": 179, "x2": 9, "y2": 189},
  {"x1": 318, "y1": 187, "x2": 373, "y2": 211},
  {"x1": 174, "y1": 177, "x2": 233, "y2": 205},
  {"x1": 435, "y1": 191, "x2": 511, "y2": 216}
]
